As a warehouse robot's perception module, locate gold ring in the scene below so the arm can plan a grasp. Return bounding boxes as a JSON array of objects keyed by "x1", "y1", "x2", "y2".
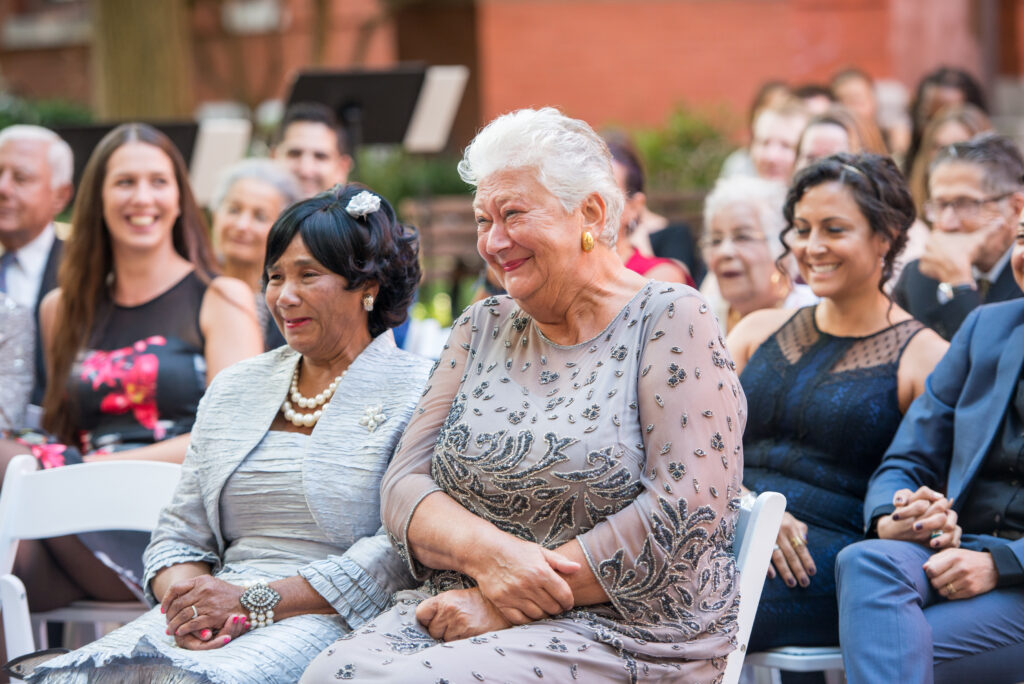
[
  {"x1": 191, "y1": 604, "x2": 199, "y2": 619},
  {"x1": 946, "y1": 583, "x2": 956, "y2": 595},
  {"x1": 790, "y1": 536, "x2": 804, "y2": 548}
]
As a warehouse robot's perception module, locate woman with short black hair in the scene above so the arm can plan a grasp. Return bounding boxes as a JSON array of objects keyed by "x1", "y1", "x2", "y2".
[{"x1": 27, "y1": 185, "x2": 429, "y2": 682}]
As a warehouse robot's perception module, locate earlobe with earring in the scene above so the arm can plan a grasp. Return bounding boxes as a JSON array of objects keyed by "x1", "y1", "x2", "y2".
[
  {"x1": 362, "y1": 294, "x2": 374, "y2": 312},
  {"x1": 581, "y1": 232, "x2": 595, "y2": 252}
]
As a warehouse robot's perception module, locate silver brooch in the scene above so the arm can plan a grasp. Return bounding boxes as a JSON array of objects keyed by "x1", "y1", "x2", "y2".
[
  {"x1": 359, "y1": 404, "x2": 387, "y2": 432},
  {"x1": 346, "y1": 191, "x2": 381, "y2": 218}
]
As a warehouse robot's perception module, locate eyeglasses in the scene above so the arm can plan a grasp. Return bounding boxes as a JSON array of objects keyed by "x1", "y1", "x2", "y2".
[
  {"x1": 922, "y1": 192, "x2": 1014, "y2": 223},
  {"x1": 699, "y1": 232, "x2": 767, "y2": 251}
]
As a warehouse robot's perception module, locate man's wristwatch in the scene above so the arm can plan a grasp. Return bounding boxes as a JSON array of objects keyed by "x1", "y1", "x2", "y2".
[{"x1": 937, "y1": 281, "x2": 976, "y2": 302}]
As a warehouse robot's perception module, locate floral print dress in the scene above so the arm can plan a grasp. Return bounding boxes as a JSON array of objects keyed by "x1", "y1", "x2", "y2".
[
  {"x1": 26, "y1": 271, "x2": 209, "y2": 591},
  {"x1": 302, "y1": 284, "x2": 746, "y2": 684}
]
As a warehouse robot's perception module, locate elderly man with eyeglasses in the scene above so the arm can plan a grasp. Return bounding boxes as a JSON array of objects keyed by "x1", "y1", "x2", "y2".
[{"x1": 892, "y1": 133, "x2": 1024, "y2": 340}]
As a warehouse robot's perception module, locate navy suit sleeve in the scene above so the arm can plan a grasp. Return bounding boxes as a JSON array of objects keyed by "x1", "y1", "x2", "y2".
[{"x1": 862, "y1": 309, "x2": 980, "y2": 531}]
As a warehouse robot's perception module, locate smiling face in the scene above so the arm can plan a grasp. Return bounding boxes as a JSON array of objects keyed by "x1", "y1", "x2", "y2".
[
  {"x1": 272, "y1": 122, "x2": 351, "y2": 198},
  {"x1": 0, "y1": 138, "x2": 70, "y2": 251},
  {"x1": 101, "y1": 142, "x2": 181, "y2": 255},
  {"x1": 213, "y1": 177, "x2": 288, "y2": 271},
  {"x1": 265, "y1": 234, "x2": 375, "y2": 361},
  {"x1": 706, "y1": 202, "x2": 776, "y2": 311},
  {"x1": 474, "y1": 168, "x2": 589, "y2": 306},
  {"x1": 796, "y1": 122, "x2": 852, "y2": 172},
  {"x1": 788, "y1": 181, "x2": 889, "y2": 299}
]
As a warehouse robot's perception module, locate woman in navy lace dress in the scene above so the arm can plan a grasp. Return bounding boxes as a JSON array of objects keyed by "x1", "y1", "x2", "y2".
[{"x1": 727, "y1": 154, "x2": 948, "y2": 655}]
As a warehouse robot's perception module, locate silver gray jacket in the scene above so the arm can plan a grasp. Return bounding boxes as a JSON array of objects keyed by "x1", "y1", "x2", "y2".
[{"x1": 142, "y1": 332, "x2": 431, "y2": 629}]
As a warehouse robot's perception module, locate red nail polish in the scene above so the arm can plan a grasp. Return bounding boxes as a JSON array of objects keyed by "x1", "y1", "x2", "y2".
[
  {"x1": 232, "y1": 616, "x2": 239, "y2": 624},
  {"x1": 165, "y1": 628, "x2": 171, "y2": 635},
  {"x1": 202, "y1": 629, "x2": 211, "y2": 639},
  {"x1": 160, "y1": 606, "x2": 166, "y2": 614},
  {"x1": 223, "y1": 635, "x2": 232, "y2": 644}
]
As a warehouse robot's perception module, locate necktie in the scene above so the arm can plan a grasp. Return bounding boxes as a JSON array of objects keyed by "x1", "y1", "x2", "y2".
[
  {"x1": 977, "y1": 277, "x2": 991, "y2": 301},
  {"x1": 0, "y1": 251, "x2": 16, "y2": 294}
]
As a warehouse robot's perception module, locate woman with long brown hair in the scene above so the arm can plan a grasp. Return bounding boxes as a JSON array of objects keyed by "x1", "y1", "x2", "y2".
[{"x1": 0, "y1": 123, "x2": 261, "y2": 615}]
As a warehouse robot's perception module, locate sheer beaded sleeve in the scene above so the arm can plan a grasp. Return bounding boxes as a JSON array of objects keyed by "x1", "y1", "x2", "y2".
[
  {"x1": 575, "y1": 292, "x2": 745, "y2": 641},
  {"x1": 379, "y1": 310, "x2": 473, "y2": 579}
]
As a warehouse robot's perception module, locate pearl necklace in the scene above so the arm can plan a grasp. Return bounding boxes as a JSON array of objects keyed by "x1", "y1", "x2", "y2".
[{"x1": 281, "y1": 366, "x2": 345, "y2": 427}]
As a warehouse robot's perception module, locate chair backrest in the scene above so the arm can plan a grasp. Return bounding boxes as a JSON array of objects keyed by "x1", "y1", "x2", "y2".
[
  {"x1": 721, "y1": 491, "x2": 787, "y2": 684},
  {"x1": 0, "y1": 455, "x2": 182, "y2": 575}
]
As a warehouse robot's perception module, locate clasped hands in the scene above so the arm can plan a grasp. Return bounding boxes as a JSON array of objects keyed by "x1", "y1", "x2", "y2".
[
  {"x1": 877, "y1": 486, "x2": 997, "y2": 600},
  {"x1": 416, "y1": 538, "x2": 581, "y2": 642},
  {"x1": 160, "y1": 575, "x2": 251, "y2": 650}
]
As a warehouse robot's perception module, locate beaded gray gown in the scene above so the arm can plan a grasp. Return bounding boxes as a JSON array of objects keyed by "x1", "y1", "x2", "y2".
[
  {"x1": 303, "y1": 284, "x2": 745, "y2": 683},
  {"x1": 30, "y1": 335, "x2": 430, "y2": 684}
]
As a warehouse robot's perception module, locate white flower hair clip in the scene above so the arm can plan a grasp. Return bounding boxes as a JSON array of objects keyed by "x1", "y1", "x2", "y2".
[{"x1": 346, "y1": 191, "x2": 381, "y2": 219}]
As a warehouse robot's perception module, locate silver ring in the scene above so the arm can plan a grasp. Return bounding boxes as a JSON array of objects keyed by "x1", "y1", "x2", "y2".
[
  {"x1": 772, "y1": 544, "x2": 780, "y2": 552},
  {"x1": 191, "y1": 605, "x2": 199, "y2": 619}
]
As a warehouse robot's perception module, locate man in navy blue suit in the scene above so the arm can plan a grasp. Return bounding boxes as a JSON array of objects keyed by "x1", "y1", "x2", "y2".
[{"x1": 836, "y1": 225, "x2": 1024, "y2": 683}]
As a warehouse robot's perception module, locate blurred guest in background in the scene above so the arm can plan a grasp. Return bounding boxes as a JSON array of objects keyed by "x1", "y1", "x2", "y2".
[
  {"x1": 211, "y1": 158, "x2": 301, "y2": 349},
  {"x1": 606, "y1": 140, "x2": 695, "y2": 286},
  {"x1": 272, "y1": 102, "x2": 352, "y2": 199},
  {"x1": 700, "y1": 175, "x2": 815, "y2": 332},
  {"x1": 793, "y1": 83, "x2": 836, "y2": 116},
  {"x1": 907, "y1": 104, "x2": 992, "y2": 215},
  {"x1": 893, "y1": 134, "x2": 1024, "y2": 340},
  {"x1": 831, "y1": 68, "x2": 879, "y2": 133},
  {"x1": 0, "y1": 122, "x2": 262, "y2": 616},
  {"x1": 795, "y1": 105, "x2": 887, "y2": 172},
  {"x1": 727, "y1": 153, "x2": 947, "y2": 659},
  {"x1": 0, "y1": 125, "x2": 73, "y2": 409},
  {"x1": 720, "y1": 80, "x2": 792, "y2": 179},
  {"x1": 748, "y1": 98, "x2": 810, "y2": 183},
  {"x1": 903, "y1": 67, "x2": 988, "y2": 179}
]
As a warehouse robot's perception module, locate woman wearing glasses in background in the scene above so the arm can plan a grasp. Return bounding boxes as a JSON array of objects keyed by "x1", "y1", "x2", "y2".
[
  {"x1": 727, "y1": 153, "x2": 948, "y2": 654},
  {"x1": 699, "y1": 175, "x2": 816, "y2": 332}
]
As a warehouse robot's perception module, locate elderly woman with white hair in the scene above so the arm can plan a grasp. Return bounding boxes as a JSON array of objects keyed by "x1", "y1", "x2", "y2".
[
  {"x1": 210, "y1": 158, "x2": 301, "y2": 349},
  {"x1": 700, "y1": 175, "x2": 816, "y2": 332},
  {"x1": 301, "y1": 108, "x2": 745, "y2": 683}
]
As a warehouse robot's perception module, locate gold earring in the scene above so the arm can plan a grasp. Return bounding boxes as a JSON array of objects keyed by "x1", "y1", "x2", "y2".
[
  {"x1": 362, "y1": 294, "x2": 374, "y2": 312},
  {"x1": 581, "y1": 232, "x2": 595, "y2": 252}
]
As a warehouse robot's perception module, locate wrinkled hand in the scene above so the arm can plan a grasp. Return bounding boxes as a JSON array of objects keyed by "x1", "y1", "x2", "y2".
[
  {"x1": 174, "y1": 613, "x2": 250, "y2": 650},
  {"x1": 416, "y1": 588, "x2": 512, "y2": 642},
  {"x1": 162, "y1": 575, "x2": 246, "y2": 638},
  {"x1": 471, "y1": 538, "x2": 580, "y2": 625},
  {"x1": 918, "y1": 231, "x2": 980, "y2": 285},
  {"x1": 767, "y1": 512, "x2": 816, "y2": 588},
  {"x1": 877, "y1": 486, "x2": 960, "y2": 549},
  {"x1": 924, "y1": 548, "x2": 998, "y2": 600}
]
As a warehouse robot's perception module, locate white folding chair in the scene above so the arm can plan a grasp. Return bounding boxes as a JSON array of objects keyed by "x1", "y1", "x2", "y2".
[
  {"x1": 721, "y1": 491, "x2": 787, "y2": 684},
  {"x1": 745, "y1": 645, "x2": 845, "y2": 684},
  {"x1": 0, "y1": 454, "x2": 181, "y2": 664}
]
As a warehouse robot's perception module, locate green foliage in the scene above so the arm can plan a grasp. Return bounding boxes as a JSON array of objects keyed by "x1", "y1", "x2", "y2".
[
  {"x1": 631, "y1": 103, "x2": 736, "y2": 192},
  {"x1": 0, "y1": 94, "x2": 93, "y2": 129},
  {"x1": 353, "y1": 146, "x2": 470, "y2": 208}
]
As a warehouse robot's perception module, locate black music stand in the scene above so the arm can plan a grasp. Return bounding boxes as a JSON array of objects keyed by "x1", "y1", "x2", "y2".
[{"x1": 285, "y1": 64, "x2": 468, "y2": 153}]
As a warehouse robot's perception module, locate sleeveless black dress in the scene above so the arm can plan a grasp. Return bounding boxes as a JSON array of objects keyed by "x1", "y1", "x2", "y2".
[
  {"x1": 740, "y1": 306, "x2": 924, "y2": 652},
  {"x1": 67, "y1": 271, "x2": 208, "y2": 592}
]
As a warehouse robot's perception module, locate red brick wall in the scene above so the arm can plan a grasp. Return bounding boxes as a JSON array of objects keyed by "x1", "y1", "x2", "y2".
[{"x1": 475, "y1": 0, "x2": 982, "y2": 134}]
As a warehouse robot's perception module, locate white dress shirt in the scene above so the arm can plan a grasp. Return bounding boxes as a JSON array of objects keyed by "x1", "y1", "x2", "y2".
[{"x1": 2, "y1": 223, "x2": 55, "y2": 311}]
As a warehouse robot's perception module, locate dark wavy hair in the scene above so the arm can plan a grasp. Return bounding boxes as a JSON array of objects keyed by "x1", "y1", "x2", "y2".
[
  {"x1": 263, "y1": 184, "x2": 420, "y2": 337},
  {"x1": 781, "y1": 153, "x2": 915, "y2": 296}
]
